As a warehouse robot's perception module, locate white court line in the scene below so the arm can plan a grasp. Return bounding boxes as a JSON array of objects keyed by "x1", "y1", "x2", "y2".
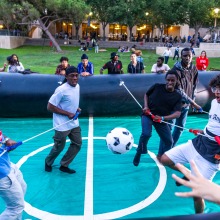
[
  {"x1": 17, "y1": 140, "x2": 166, "y2": 219},
  {"x1": 84, "y1": 116, "x2": 94, "y2": 219}
]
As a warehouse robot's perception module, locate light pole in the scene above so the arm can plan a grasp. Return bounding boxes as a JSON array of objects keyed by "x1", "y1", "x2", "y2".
[
  {"x1": 87, "y1": 12, "x2": 93, "y2": 36},
  {"x1": 145, "y1": 12, "x2": 149, "y2": 41},
  {"x1": 214, "y1": 8, "x2": 220, "y2": 27}
]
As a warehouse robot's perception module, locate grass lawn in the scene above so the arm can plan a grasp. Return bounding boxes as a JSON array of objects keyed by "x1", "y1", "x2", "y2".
[{"x1": 0, "y1": 45, "x2": 219, "y2": 74}]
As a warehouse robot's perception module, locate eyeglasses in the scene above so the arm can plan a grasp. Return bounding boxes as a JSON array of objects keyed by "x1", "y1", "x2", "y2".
[{"x1": 211, "y1": 87, "x2": 220, "y2": 93}]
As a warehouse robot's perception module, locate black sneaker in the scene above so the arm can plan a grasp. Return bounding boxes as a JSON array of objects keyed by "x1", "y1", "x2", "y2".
[
  {"x1": 133, "y1": 152, "x2": 141, "y2": 166},
  {"x1": 45, "y1": 162, "x2": 52, "y2": 172},
  {"x1": 59, "y1": 166, "x2": 76, "y2": 174},
  {"x1": 176, "y1": 175, "x2": 189, "y2": 186}
]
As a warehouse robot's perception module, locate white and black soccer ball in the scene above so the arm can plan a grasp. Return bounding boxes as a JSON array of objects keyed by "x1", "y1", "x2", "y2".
[{"x1": 106, "y1": 127, "x2": 134, "y2": 154}]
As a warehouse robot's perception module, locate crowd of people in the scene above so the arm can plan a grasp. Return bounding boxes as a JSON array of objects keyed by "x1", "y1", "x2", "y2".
[{"x1": 0, "y1": 46, "x2": 210, "y2": 75}]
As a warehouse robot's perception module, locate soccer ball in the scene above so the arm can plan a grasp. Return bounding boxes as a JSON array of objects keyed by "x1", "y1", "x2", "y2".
[{"x1": 106, "y1": 127, "x2": 134, "y2": 154}]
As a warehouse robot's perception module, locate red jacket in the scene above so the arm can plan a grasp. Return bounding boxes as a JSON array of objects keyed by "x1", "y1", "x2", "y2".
[{"x1": 196, "y1": 56, "x2": 209, "y2": 71}]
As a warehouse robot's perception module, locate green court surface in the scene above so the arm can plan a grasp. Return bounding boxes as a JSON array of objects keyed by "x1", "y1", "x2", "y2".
[{"x1": 1, "y1": 115, "x2": 220, "y2": 220}]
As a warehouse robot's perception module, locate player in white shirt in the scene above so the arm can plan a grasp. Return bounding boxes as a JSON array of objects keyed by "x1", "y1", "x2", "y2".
[
  {"x1": 45, "y1": 66, "x2": 82, "y2": 174},
  {"x1": 160, "y1": 74, "x2": 220, "y2": 214}
]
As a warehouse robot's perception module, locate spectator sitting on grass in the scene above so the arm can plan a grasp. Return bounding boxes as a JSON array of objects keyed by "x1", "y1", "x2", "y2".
[
  {"x1": 55, "y1": 56, "x2": 70, "y2": 75},
  {"x1": 77, "y1": 54, "x2": 94, "y2": 76},
  {"x1": 7, "y1": 54, "x2": 25, "y2": 73}
]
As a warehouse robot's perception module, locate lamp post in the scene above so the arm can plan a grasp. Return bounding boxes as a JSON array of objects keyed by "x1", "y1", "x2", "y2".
[
  {"x1": 145, "y1": 12, "x2": 149, "y2": 41},
  {"x1": 214, "y1": 8, "x2": 220, "y2": 27},
  {"x1": 87, "y1": 12, "x2": 93, "y2": 36}
]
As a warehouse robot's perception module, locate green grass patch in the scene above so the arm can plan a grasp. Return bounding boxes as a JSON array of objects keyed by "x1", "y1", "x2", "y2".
[{"x1": 0, "y1": 45, "x2": 219, "y2": 74}]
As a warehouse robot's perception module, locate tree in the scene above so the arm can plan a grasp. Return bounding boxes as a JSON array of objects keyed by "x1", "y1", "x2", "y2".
[
  {"x1": 61, "y1": 0, "x2": 90, "y2": 40},
  {"x1": 114, "y1": 0, "x2": 147, "y2": 41},
  {"x1": 0, "y1": 0, "x2": 17, "y2": 35},
  {"x1": 5, "y1": 0, "x2": 90, "y2": 52},
  {"x1": 86, "y1": 0, "x2": 121, "y2": 41}
]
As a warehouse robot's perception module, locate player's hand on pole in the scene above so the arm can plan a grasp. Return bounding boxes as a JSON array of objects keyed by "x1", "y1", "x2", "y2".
[
  {"x1": 6, "y1": 141, "x2": 23, "y2": 152},
  {"x1": 153, "y1": 115, "x2": 162, "y2": 123},
  {"x1": 143, "y1": 107, "x2": 150, "y2": 114},
  {"x1": 189, "y1": 129, "x2": 204, "y2": 136},
  {"x1": 5, "y1": 139, "x2": 17, "y2": 146}
]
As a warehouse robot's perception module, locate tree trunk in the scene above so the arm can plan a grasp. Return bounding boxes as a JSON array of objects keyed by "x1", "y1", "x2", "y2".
[
  {"x1": 194, "y1": 25, "x2": 200, "y2": 47},
  {"x1": 129, "y1": 26, "x2": 133, "y2": 42},
  {"x1": 102, "y1": 22, "x2": 107, "y2": 41},
  {"x1": 75, "y1": 25, "x2": 79, "y2": 40},
  {"x1": 37, "y1": 18, "x2": 62, "y2": 52}
]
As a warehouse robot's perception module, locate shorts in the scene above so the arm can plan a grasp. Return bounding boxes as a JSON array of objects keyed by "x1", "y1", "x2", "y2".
[{"x1": 165, "y1": 140, "x2": 220, "y2": 180}]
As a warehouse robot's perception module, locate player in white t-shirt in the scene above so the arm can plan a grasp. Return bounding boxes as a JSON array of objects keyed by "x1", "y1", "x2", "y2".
[
  {"x1": 160, "y1": 74, "x2": 220, "y2": 214},
  {"x1": 45, "y1": 66, "x2": 82, "y2": 174},
  {"x1": 151, "y1": 57, "x2": 170, "y2": 74}
]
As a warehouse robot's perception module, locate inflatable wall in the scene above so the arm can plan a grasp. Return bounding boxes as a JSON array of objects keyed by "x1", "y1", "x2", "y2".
[{"x1": 0, "y1": 72, "x2": 218, "y2": 117}]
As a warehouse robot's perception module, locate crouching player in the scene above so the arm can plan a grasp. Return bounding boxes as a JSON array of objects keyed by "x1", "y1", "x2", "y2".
[{"x1": 160, "y1": 74, "x2": 220, "y2": 214}]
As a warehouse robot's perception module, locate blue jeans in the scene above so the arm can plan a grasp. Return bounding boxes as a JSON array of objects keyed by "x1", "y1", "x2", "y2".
[
  {"x1": 137, "y1": 115, "x2": 173, "y2": 156},
  {"x1": 172, "y1": 106, "x2": 189, "y2": 147}
]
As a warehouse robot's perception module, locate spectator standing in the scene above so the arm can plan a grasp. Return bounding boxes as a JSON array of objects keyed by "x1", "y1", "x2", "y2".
[
  {"x1": 100, "y1": 52, "x2": 123, "y2": 74},
  {"x1": 151, "y1": 57, "x2": 170, "y2": 74},
  {"x1": 94, "y1": 40, "x2": 99, "y2": 53},
  {"x1": 127, "y1": 53, "x2": 144, "y2": 73},
  {"x1": 163, "y1": 47, "x2": 172, "y2": 64},
  {"x1": 0, "y1": 132, "x2": 27, "y2": 219},
  {"x1": 7, "y1": 54, "x2": 24, "y2": 73},
  {"x1": 170, "y1": 48, "x2": 198, "y2": 147},
  {"x1": 55, "y1": 56, "x2": 70, "y2": 75},
  {"x1": 196, "y1": 51, "x2": 209, "y2": 71},
  {"x1": 77, "y1": 54, "x2": 94, "y2": 76},
  {"x1": 45, "y1": 66, "x2": 82, "y2": 174},
  {"x1": 173, "y1": 45, "x2": 180, "y2": 61}
]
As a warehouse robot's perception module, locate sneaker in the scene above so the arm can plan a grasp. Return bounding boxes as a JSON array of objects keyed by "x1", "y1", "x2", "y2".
[
  {"x1": 45, "y1": 162, "x2": 52, "y2": 172},
  {"x1": 133, "y1": 152, "x2": 141, "y2": 166},
  {"x1": 59, "y1": 166, "x2": 76, "y2": 174},
  {"x1": 176, "y1": 175, "x2": 189, "y2": 186}
]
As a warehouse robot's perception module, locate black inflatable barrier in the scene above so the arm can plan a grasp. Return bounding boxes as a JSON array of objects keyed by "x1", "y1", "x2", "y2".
[
  {"x1": 129, "y1": 212, "x2": 220, "y2": 219},
  {"x1": 0, "y1": 71, "x2": 219, "y2": 118}
]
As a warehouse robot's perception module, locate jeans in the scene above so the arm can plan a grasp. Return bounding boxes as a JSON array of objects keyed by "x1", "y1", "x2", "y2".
[
  {"x1": 0, "y1": 163, "x2": 27, "y2": 220},
  {"x1": 172, "y1": 106, "x2": 189, "y2": 147},
  {"x1": 46, "y1": 126, "x2": 82, "y2": 167},
  {"x1": 137, "y1": 115, "x2": 173, "y2": 156},
  {"x1": 164, "y1": 56, "x2": 169, "y2": 64}
]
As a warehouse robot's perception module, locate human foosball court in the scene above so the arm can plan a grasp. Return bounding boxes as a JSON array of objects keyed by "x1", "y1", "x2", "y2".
[{"x1": 1, "y1": 114, "x2": 220, "y2": 220}]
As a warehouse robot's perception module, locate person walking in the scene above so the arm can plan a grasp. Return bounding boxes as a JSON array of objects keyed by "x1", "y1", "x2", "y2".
[
  {"x1": 0, "y1": 132, "x2": 27, "y2": 220},
  {"x1": 45, "y1": 66, "x2": 82, "y2": 174},
  {"x1": 173, "y1": 45, "x2": 180, "y2": 61},
  {"x1": 163, "y1": 47, "x2": 172, "y2": 64}
]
